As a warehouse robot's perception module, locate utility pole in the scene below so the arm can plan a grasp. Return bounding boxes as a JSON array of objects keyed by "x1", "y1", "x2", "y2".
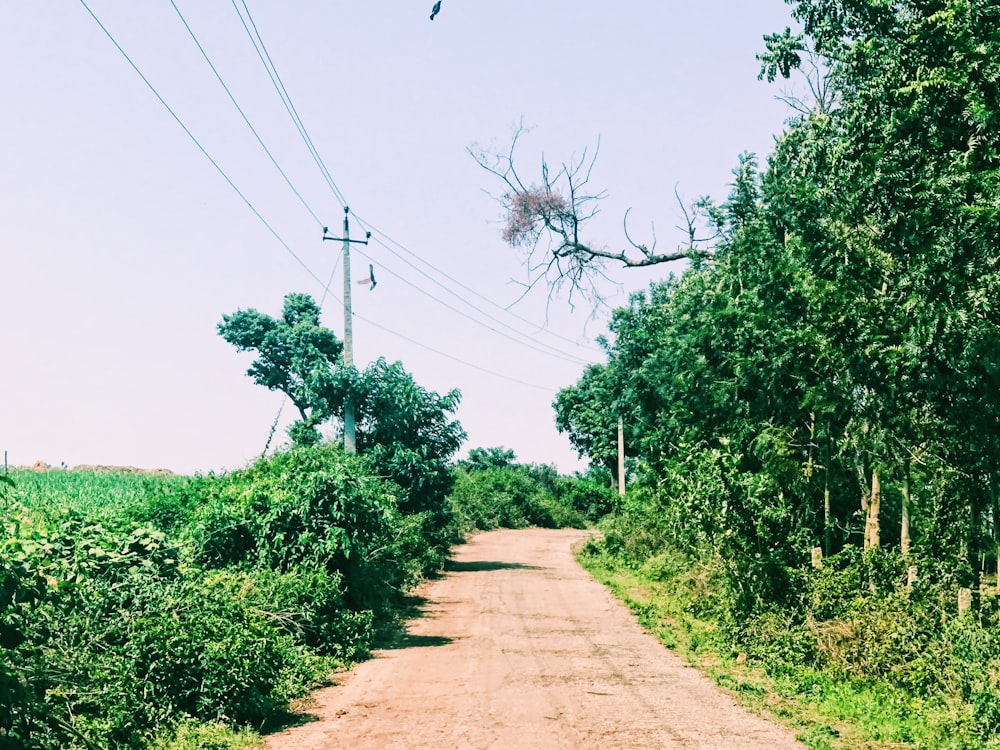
[
  {"x1": 323, "y1": 207, "x2": 370, "y2": 454},
  {"x1": 617, "y1": 416, "x2": 625, "y2": 497}
]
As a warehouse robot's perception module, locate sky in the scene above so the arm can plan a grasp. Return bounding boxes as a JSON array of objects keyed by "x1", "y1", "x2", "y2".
[{"x1": 3, "y1": 1, "x2": 798, "y2": 475}]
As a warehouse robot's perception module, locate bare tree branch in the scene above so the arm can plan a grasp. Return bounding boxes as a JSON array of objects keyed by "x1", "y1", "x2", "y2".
[
  {"x1": 774, "y1": 46, "x2": 838, "y2": 116},
  {"x1": 470, "y1": 125, "x2": 715, "y2": 306}
]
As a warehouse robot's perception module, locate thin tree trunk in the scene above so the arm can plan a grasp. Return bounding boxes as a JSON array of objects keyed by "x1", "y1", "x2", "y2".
[
  {"x1": 867, "y1": 469, "x2": 881, "y2": 550},
  {"x1": 901, "y1": 462, "x2": 911, "y2": 557},
  {"x1": 824, "y1": 484, "x2": 832, "y2": 556},
  {"x1": 824, "y1": 434, "x2": 832, "y2": 555},
  {"x1": 969, "y1": 499, "x2": 980, "y2": 592},
  {"x1": 860, "y1": 464, "x2": 871, "y2": 549},
  {"x1": 994, "y1": 475, "x2": 1000, "y2": 594}
]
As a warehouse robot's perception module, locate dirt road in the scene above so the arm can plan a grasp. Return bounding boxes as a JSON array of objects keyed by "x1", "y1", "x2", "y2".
[{"x1": 266, "y1": 528, "x2": 804, "y2": 749}]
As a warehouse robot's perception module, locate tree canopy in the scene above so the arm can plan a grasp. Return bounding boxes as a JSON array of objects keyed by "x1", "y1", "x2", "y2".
[
  {"x1": 219, "y1": 294, "x2": 466, "y2": 516},
  {"x1": 218, "y1": 293, "x2": 343, "y2": 431},
  {"x1": 555, "y1": 0, "x2": 1000, "y2": 603}
]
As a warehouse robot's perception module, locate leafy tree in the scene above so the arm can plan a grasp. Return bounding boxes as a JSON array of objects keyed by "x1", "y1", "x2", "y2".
[
  {"x1": 553, "y1": 363, "x2": 621, "y2": 482},
  {"x1": 761, "y1": 0, "x2": 1000, "y2": 572},
  {"x1": 558, "y1": 0, "x2": 1000, "y2": 587},
  {"x1": 218, "y1": 293, "x2": 344, "y2": 444},
  {"x1": 340, "y1": 357, "x2": 466, "y2": 518},
  {"x1": 459, "y1": 446, "x2": 516, "y2": 472},
  {"x1": 219, "y1": 299, "x2": 467, "y2": 505}
]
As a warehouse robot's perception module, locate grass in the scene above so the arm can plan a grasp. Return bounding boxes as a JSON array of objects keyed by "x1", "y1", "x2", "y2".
[
  {"x1": 6, "y1": 467, "x2": 187, "y2": 517},
  {"x1": 577, "y1": 544, "x2": 994, "y2": 750},
  {"x1": 149, "y1": 720, "x2": 264, "y2": 750}
]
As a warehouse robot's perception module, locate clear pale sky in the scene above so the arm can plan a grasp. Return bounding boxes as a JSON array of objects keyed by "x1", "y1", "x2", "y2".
[{"x1": 3, "y1": 1, "x2": 797, "y2": 474}]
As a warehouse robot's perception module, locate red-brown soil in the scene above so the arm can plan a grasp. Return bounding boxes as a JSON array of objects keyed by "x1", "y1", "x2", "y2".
[{"x1": 266, "y1": 528, "x2": 804, "y2": 750}]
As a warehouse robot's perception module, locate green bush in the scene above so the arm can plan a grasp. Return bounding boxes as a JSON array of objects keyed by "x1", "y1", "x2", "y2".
[
  {"x1": 5, "y1": 535, "x2": 331, "y2": 749},
  {"x1": 211, "y1": 567, "x2": 373, "y2": 662},
  {"x1": 148, "y1": 720, "x2": 262, "y2": 750},
  {"x1": 187, "y1": 444, "x2": 403, "y2": 613},
  {"x1": 555, "y1": 475, "x2": 617, "y2": 521},
  {"x1": 124, "y1": 477, "x2": 208, "y2": 536},
  {"x1": 1, "y1": 443, "x2": 462, "y2": 749},
  {"x1": 448, "y1": 467, "x2": 556, "y2": 532},
  {"x1": 1, "y1": 506, "x2": 54, "y2": 748}
]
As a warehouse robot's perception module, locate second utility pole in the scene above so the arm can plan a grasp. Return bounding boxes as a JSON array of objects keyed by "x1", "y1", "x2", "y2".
[
  {"x1": 618, "y1": 416, "x2": 625, "y2": 497},
  {"x1": 341, "y1": 208, "x2": 356, "y2": 454},
  {"x1": 323, "y1": 207, "x2": 370, "y2": 455}
]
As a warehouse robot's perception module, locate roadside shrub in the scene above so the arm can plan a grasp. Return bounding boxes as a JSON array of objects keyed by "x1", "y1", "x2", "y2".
[
  {"x1": 42, "y1": 573, "x2": 325, "y2": 747},
  {"x1": 1, "y1": 506, "x2": 54, "y2": 748},
  {"x1": 555, "y1": 475, "x2": 617, "y2": 521},
  {"x1": 592, "y1": 486, "x2": 685, "y2": 565},
  {"x1": 187, "y1": 444, "x2": 403, "y2": 613},
  {"x1": 213, "y1": 567, "x2": 373, "y2": 662},
  {"x1": 536, "y1": 496, "x2": 588, "y2": 529},
  {"x1": 738, "y1": 609, "x2": 820, "y2": 667},
  {"x1": 4, "y1": 534, "x2": 329, "y2": 749},
  {"x1": 448, "y1": 467, "x2": 555, "y2": 532},
  {"x1": 386, "y1": 509, "x2": 452, "y2": 582},
  {"x1": 2, "y1": 441, "x2": 469, "y2": 748},
  {"x1": 149, "y1": 720, "x2": 262, "y2": 750},
  {"x1": 124, "y1": 477, "x2": 209, "y2": 536}
]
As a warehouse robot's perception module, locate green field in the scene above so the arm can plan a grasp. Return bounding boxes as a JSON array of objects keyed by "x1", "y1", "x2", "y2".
[{"x1": 7, "y1": 467, "x2": 187, "y2": 517}]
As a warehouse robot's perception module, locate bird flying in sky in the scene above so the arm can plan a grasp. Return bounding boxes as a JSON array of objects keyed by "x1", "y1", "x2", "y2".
[{"x1": 430, "y1": 1, "x2": 442, "y2": 21}]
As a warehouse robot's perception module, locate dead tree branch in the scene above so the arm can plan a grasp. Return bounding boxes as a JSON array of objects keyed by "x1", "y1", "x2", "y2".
[{"x1": 470, "y1": 125, "x2": 715, "y2": 307}]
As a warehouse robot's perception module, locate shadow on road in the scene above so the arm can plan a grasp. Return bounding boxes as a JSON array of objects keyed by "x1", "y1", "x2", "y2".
[
  {"x1": 386, "y1": 633, "x2": 454, "y2": 649},
  {"x1": 444, "y1": 560, "x2": 542, "y2": 572}
]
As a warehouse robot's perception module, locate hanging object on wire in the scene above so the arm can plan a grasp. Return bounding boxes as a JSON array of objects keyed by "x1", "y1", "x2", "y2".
[{"x1": 357, "y1": 263, "x2": 377, "y2": 291}]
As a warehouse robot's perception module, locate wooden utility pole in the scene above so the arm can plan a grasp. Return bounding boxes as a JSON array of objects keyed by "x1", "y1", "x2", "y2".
[
  {"x1": 617, "y1": 417, "x2": 625, "y2": 497},
  {"x1": 322, "y1": 208, "x2": 370, "y2": 455}
]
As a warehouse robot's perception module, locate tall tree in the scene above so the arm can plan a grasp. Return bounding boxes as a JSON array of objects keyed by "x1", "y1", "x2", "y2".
[{"x1": 218, "y1": 293, "x2": 344, "y2": 443}]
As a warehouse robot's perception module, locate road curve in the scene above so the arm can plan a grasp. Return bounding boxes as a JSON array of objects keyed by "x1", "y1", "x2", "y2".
[{"x1": 266, "y1": 528, "x2": 804, "y2": 750}]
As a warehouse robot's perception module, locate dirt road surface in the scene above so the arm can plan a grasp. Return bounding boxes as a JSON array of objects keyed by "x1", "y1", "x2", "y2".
[{"x1": 266, "y1": 528, "x2": 804, "y2": 750}]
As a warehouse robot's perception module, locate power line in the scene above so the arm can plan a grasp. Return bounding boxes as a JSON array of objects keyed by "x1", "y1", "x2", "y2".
[
  {"x1": 353, "y1": 313, "x2": 561, "y2": 392},
  {"x1": 351, "y1": 211, "x2": 604, "y2": 355},
  {"x1": 355, "y1": 233, "x2": 595, "y2": 364},
  {"x1": 219, "y1": 21, "x2": 596, "y2": 367},
  {"x1": 168, "y1": 0, "x2": 324, "y2": 228},
  {"x1": 77, "y1": 0, "x2": 320, "y2": 288},
  {"x1": 231, "y1": 0, "x2": 348, "y2": 209},
  {"x1": 225, "y1": 4, "x2": 602, "y2": 364},
  {"x1": 79, "y1": 1, "x2": 559, "y2": 393},
  {"x1": 351, "y1": 243, "x2": 592, "y2": 366},
  {"x1": 168, "y1": 0, "x2": 342, "y2": 314},
  {"x1": 223, "y1": 3, "x2": 601, "y2": 360}
]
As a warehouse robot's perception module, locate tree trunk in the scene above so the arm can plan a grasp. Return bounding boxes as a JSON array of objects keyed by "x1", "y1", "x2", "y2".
[
  {"x1": 860, "y1": 464, "x2": 871, "y2": 548},
  {"x1": 824, "y1": 484, "x2": 832, "y2": 556},
  {"x1": 901, "y1": 462, "x2": 911, "y2": 557},
  {"x1": 968, "y1": 499, "x2": 980, "y2": 592},
  {"x1": 866, "y1": 469, "x2": 881, "y2": 550},
  {"x1": 994, "y1": 476, "x2": 1000, "y2": 594},
  {"x1": 824, "y1": 434, "x2": 832, "y2": 555}
]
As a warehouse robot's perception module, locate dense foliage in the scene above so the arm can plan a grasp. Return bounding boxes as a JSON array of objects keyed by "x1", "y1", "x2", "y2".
[
  {"x1": 0, "y1": 441, "x2": 598, "y2": 749},
  {"x1": 559, "y1": 0, "x2": 1000, "y2": 744},
  {"x1": 1, "y1": 448, "x2": 451, "y2": 749},
  {"x1": 449, "y1": 447, "x2": 610, "y2": 533},
  {"x1": 218, "y1": 293, "x2": 343, "y2": 439},
  {"x1": 1, "y1": 327, "x2": 472, "y2": 750}
]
